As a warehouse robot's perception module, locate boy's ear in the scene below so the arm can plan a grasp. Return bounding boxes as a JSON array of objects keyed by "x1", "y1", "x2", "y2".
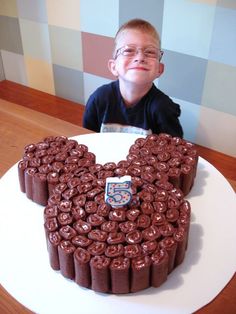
[
  {"x1": 108, "y1": 59, "x2": 118, "y2": 77},
  {"x1": 158, "y1": 62, "x2": 164, "y2": 76}
]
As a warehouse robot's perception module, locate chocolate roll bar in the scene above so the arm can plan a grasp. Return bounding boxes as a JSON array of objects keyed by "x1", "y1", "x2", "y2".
[
  {"x1": 58, "y1": 240, "x2": 76, "y2": 279},
  {"x1": 32, "y1": 172, "x2": 48, "y2": 205},
  {"x1": 47, "y1": 231, "x2": 61, "y2": 270},
  {"x1": 151, "y1": 248, "x2": 169, "y2": 287},
  {"x1": 110, "y1": 257, "x2": 130, "y2": 294},
  {"x1": 131, "y1": 255, "x2": 151, "y2": 293},
  {"x1": 90, "y1": 255, "x2": 111, "y2": 293},
  {"x1": 74, "y1": 247, "x2": 91, "y2": 288}
]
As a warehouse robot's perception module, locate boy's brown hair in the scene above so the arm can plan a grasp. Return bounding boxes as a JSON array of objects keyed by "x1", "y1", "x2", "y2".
[{"x1": 114, "y1": 18, "x2": 161, "y2": 53}]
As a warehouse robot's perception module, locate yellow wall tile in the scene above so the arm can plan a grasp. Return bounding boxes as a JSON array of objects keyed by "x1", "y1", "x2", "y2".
[
  {"x1": 25, "y1": 56, "x2": 55, "y2": 95},
  {"x1": 46, "y1": 0, "x2": 81, "y2": 30}
]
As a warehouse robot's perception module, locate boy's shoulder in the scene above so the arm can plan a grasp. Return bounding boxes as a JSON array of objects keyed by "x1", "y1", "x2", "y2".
[
  {"x1": 88, "y1": 81, "x2": 120, "y2": 104},
  {"x1": 94, "y1": 80, "x2": 118, "y2": 95},
  {"x1": 149, "y1": 84, "x2": 173, "y2": 103}
]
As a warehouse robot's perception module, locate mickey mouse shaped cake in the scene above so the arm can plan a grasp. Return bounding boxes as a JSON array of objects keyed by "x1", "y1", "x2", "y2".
[{"x1": 18, "y1": 133, "x2": 198, "y2": 293}]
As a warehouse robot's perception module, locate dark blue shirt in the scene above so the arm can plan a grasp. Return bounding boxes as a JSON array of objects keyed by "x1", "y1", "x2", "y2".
[{"x1": 83, "y1": 80, "x2": 183, "y2": 137}]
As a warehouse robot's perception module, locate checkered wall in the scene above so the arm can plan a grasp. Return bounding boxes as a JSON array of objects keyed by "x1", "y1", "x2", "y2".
[{"x1": 0, "y1": 0, "x2": 236, "y2": 157}]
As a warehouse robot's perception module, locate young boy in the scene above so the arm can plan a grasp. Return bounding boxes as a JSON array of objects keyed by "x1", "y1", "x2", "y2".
[{"x1": 83, "y1": 19, "x2": 183, "y2": 138}]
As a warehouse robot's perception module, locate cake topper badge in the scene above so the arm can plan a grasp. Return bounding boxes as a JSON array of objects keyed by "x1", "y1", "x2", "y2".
[{"x1": 105, "y1": 175, "x2": 132, "y2": 208}]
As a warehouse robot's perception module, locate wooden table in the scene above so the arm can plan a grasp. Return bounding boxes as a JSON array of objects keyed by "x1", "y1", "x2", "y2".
[{"x1": 0, "y1": 99, "x2": 235, "y2": 314}]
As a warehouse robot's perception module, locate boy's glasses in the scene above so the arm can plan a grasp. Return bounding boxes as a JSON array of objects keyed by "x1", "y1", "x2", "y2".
[{"x1": 115, "y1": 45, "x2": 164, "y2": 61}]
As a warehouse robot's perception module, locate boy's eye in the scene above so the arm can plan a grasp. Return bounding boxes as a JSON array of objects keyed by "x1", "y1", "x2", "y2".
[
  {"x1": 122, "y1": 47, "x2": 136, "y2": 55},
  {"x1": 144, "y1": 48, "x2": 158, "y2": 57}
]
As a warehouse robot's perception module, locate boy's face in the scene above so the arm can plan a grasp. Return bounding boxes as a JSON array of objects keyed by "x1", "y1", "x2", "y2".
[{"x1": 108, "y1": 29, "x2": 164, "y2": 86}]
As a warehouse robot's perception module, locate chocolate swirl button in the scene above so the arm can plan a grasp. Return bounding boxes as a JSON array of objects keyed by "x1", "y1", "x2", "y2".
[
  {"x1": 85, "y1": 201, "x2": 97, "y2": 214},
  {"x1": 73, "y1": 220, "x2": 91, "y2": 234},
  {"x1": 138, "y1": 190, "x2": 154, "y2": 202},
  {"x1": 132, "y1": 255, "x2": 151, "y2": 270},
  {"x1": 159, "y1": 223, "x2": 175, "y2": 237},
  {"x1": 166, "y1": 208, "x2": 179, "y2": 222},
  {"x1": 77, "y1": 182, "x2": 93, "y2": 194},
  {"x1": 101, "y1": 221, "x2": 118, "y2": 233},
  {"x1": 87, "y1": 214, "x2": 105, "y2": 226},
  {"x1": 127, "y1": 165, "x2": 141, "y2": 176},
  {"x1": 180, "y1": 200, "x2": 191, "y2": 216},
  {"x1": 103, "y1": 162, "x2": 116, "y2": 170},
  {"x1": 89, "y1": 163, "x2": 103, "y2": 174},
  {"x1": 105, "y1": 244, "x2": 124, "y2": 257},
  {"x1": 152, "y1": 212, "x2": 166, "y2": 226},
  {"x1": 114, "y1": 167, "x2": 127, "y2": 176},
  {"x1": 126, "y1": 208, "x2": 140, "y2": 221},
  {"x1": 109, "y1": 209, "x2": 126, "y2": 222},
  {"x1": 126, "y1": 230, "x2": 142, "y2": 244},
  {"x1": 88, "y1": 229, "x2": 108, "y2": 242},
  {"x1": 73, "y1": 194, "x2": 86, "y2": 207},
  {"x1": 97, "y1": 203, "x2": 110, "y2": 217},
  {"x1": 141, "y1": 202, "x2": 154, "y2": 215},
  {"x1": 167, "y1": 195, "x2": 180, "y2": 209},
  {"x1": 44, "y1": 217, "x2": 58, "y2": 232},
  {"x1": 51, "y1": 161, "x2": 64, "y2": 173},
  {"x1": 57, "y1": 212, "x2": 73, "y2": 226},
  {"x1": 62, "y1": 188, "x2": 78, "y2": 200},
  {"x1": 155, "y1": 189, "x2": 168, "y2": 201},
  {"x1": 136, "y1": 214, "x2": 151, "y2": 229},
  {"x1": 87, "y1": 241, "x2": 107, "y2": 256},
  {"x1": 142, "y1": 183, "x2": 157, "y2": 194},
  {"x1": 71, "y1": 206, "x2": 86, "y2": 220},
  {"x1": 74, "y1": 247, "x2": 91, "y2": 263},
  {"x1": 29, "y1": 157, "x2": 41, "y2": 168},
  {"x1": 155, "y1": 180, "x2": 173, "y2": 190},
  {"x1": 168, "y1": 157, "x2": 181, "y2": 168},
  {"x1": 59, "y1": 225, "x2": 76, "y2": 240},
  {"x1": 48, "y1": 192, "x2": 61, "y2": 205},
  {"x1": 86, "y1": 187, "x2": 103, "y2": 199},
  {"x1": 110, "y1": 256, "x2": 130, "y2": 270},
  {"x1": 107, "y1": 232, "x2": 125, "y2": 244},
  {"x1": 142, "y1": 225, "x2": 161, "y2": 241},
  {"x1": 124, "y1": 244, "x2": 141, "y2": 258},
  {"x1": 44, "y1": 205, "x2": 58, "y2": 219},
  {"x1": 157, "y1": 151, "x2": 170, "y2": 162},
  {"x1": 170, "y1": 187, "x2": 184, "y2": 200},
  {"x1": 58, "y1": 200, "x2": 72, "y2": 212},
  {"x1": 153, "y1": 201, "x2": 167, "y2": 213},
  {"x1": 141, "y1": 171, "x2": 156, "y2": 183},
  {"x1": 24, "y1": 143, "x2": 36, "y2": 153},
  {"x1": 38, "y1": 163, "x2": 52, "y2": 174},
  {"x1": 67, "y1": 177, "x2": 81, "y2": 188},
  {"x1": 141, "y1": 240, "x2": 158, "y2": 255},
  {"x1": 119, "y1": 221, "x2": 137, "y2": 233},
  {"x1": 131, "y1": 176, "x2": 143, "y2": 187},
  {"x1": 72, "y1": 235, "x2": 92, "y2": 247},
  {"x1": 156, "y1": 162, "x2": 169, "y2": 172},
  {"x1": 132, "y1": 159, "x2": 146, "y2": 167}
]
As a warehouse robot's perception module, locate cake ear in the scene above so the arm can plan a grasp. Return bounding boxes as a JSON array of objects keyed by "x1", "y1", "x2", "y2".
[{"x1": 108, "y1": 59, "x2": 118, "y2": 77}]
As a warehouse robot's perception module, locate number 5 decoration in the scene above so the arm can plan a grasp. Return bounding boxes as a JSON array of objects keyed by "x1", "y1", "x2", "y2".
[{"x1": 105, "y1": 175, "x2": 132, "y2": 207}]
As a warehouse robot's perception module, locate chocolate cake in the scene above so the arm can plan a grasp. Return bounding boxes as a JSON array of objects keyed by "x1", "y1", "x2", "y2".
[{"x1": 18, "y1": 133, "x2": 198, "y2": 293}]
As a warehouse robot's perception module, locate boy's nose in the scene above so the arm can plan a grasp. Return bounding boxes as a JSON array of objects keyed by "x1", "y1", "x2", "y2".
[{"x1": 134, "y1": 49, "x2": 146, "y2": 61}]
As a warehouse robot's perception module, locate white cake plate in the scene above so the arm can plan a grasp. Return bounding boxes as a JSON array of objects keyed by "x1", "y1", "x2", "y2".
[{"x1": 0, "y1": 133, "x2": 235, "y2": 314}]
